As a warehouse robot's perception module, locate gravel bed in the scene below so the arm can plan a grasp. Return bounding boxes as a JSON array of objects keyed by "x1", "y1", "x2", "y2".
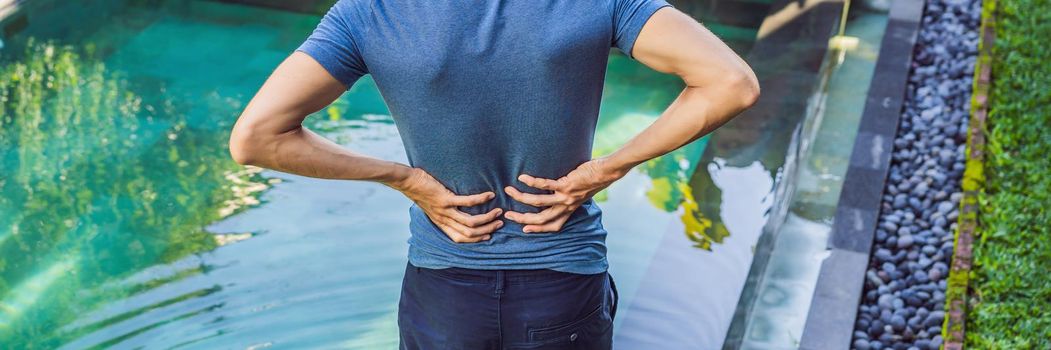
[{"x1": 850, "y1": 0, "x2": 982, "y2": 349}]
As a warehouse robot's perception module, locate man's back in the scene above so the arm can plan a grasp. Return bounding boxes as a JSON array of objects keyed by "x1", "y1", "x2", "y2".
[
  {"x1": 298, "y1": 0, "x2": 671, "y2": 274},
  {"x1": 231, "y1": 0, "x2": 757, "y2": 345}
]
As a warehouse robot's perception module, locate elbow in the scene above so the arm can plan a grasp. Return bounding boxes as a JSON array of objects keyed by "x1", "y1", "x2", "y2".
[
  {"x1": 229, "y1": 121, "x2": 262, "y2": 166},
  {"x1": 732, "y1": 68, "x2": 761, "y2": 110}
]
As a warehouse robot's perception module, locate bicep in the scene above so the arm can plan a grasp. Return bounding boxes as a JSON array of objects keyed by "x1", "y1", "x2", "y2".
[
  {"x1": 237, "y1": 52, "x2": 347, "y2": 135},
  {"x1": 630, "y1": 7, "x2": 749, "y2": 87}
]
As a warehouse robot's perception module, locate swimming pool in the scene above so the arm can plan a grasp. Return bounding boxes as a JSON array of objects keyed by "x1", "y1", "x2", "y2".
[{"x1": 0, "y1": 0, "x2": 775, "y2": 348}]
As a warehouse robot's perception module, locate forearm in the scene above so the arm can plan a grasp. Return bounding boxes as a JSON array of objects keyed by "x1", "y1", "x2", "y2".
[
  {"x1": 599, "y1": 6, "x2": 760, "y2": 177},
  {"x1": 603, "y1": 75, "x2": 758, "y2": 175},
  {"x1": 231, "y1": 124, "x2": 411, "y2": 188},
  {"x1": 229, "y1": 52, "x2": 413, "y2": 188}
]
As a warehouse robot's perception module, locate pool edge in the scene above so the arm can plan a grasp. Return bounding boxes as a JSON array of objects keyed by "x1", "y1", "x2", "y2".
[{"x1": 797, "y1": 0, "x2": 926, "y2": 348}]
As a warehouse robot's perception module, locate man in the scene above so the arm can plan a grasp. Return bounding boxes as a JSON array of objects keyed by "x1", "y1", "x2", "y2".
[{"x1": 229, "y1": 0, "x2": 758, "y2": 348}]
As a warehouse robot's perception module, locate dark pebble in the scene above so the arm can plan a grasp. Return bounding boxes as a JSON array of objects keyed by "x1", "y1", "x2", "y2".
[
  {"x1": 924, "y1": 311, "x2": 945, "y2": 328},
  {"x1": 890, "y1": 315, "x2": 906, "y2": 331},
  {"x1": 898, "y1": 235, "x2": 915, "y2": 249}
]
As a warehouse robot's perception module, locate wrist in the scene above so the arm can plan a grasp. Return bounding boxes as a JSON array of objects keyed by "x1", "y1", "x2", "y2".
[
  {"x1": 383, "y1": 163, "x2": 416, "y2": 192},
  {"x1": 595, "y1": 155, "x2": 635, "y2": 181}
]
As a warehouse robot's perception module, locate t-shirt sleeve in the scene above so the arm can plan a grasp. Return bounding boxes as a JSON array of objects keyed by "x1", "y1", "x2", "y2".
[
  {"x1": 611, "y1": 0, "x2": 672, "y2": 59},
  {"x1": 295, "y1": 0, "x2": 368, "y2": 88}
]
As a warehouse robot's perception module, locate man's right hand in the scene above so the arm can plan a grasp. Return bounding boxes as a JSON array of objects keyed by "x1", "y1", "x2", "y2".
[{"x1": 390, "y1": 167, "x2": 503, "y2": 243}]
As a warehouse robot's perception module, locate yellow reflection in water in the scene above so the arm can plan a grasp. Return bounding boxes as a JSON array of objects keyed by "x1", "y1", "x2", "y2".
[{"x1": 679, "y1": 182, "x2": 730, "y2": 251}]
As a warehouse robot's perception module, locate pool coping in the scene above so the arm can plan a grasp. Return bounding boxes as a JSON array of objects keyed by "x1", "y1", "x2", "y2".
[
  {"x1": 797, "y1": 0, "x2": 927, "y2": 348},
  {"x1": 718, "y1": 0, "x2": 847, "y2": 346}
]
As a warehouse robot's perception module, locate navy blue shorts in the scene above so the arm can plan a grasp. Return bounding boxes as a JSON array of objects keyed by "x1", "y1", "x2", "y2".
[{"x1": 398, "y1": 262, "x2": 619, "y2": 349}]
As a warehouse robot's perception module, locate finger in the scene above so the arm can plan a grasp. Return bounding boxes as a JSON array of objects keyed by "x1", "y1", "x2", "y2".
[
  {"x1": 470, "y1": 219, "x2": 504, "y2": 236},
  {"x1": 518, "y1": 174, "x2": 562, "y2": 191},
  {"x1": 504, "y1": 186, "x2": 562, "y2": 207},
  {"x1": 523, "y1": 216, "x2": 571, "y2": 234},
  {"x1": 504, "y1": 207, "x2": 566, "y2": 227},
  {"x1": 447, "y1": 191, "x2": 495, "y2": 207},
  {"x1": 452, "y1": 207, "x2": 503, "y2": 227},
  {"x1": 440, "y1": 221, "x2": 493, "y2": 243},
  {"x1": 447, "y1": 218, "x2": 501, "y2": 239}
]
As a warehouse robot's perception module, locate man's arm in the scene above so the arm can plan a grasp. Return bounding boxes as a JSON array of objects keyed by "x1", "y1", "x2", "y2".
[
  {"x1": 504, "y1": 7, "x2": 760, "y2": 232},
  {"x1": 604, "y1": 6, "x2": 760, "y2": 172},
  {"x1": 229, "y1": 52, "x2": 408, "y2": 183},
  {"x1": 229, "y1": 52, "x2": 503, "y2": 242}
]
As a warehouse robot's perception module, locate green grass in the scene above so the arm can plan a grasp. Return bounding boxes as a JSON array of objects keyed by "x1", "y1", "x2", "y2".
[{"x1": 966, "y1": 0, "x2": 1051, "y2": 347}]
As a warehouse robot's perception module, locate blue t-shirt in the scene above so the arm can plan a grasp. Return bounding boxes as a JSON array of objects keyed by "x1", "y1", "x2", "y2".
[{"x1": 297, "y1": 0, "x2": 671, "y2": 274}]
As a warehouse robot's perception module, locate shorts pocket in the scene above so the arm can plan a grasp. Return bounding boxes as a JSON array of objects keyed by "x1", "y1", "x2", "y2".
[{"x1": 527, "y1": 302, "x2": 612, "y2": 344}]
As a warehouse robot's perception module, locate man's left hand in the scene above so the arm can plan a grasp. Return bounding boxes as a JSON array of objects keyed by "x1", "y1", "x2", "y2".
[{"x1": 503, "y1": 157, "x2": 628, "y2": 233}]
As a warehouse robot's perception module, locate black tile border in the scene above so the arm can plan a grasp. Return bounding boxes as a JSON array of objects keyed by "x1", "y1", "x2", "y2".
[
  {"x1": 800, "y1": 249, "x2": 871, "y2": 349},
  {"x1": 798, "y1": 0, "x2": 927, "y2": 348}
]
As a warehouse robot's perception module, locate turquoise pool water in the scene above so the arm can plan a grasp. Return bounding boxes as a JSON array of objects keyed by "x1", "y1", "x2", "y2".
[{"x1": 0, "y1": 1, "x2": 747, "y2": 348}]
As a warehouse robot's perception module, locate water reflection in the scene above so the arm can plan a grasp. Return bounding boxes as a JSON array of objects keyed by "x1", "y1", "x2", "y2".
[
  {"x1": 592, "y1": 55, "x2": 729, "y2": 252},
  {"x1": 612, "y1": 158, "x2": 775, "y2": 349},
  {"x1": 611, "y1": 0, "x2": 852, "y2": 345},
  {"x1": 0, "y1": 41, "x2": 264, "y2": 348},
  {"x1": 680, "y1": 175, "x2": 730, "y2": 251}
]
